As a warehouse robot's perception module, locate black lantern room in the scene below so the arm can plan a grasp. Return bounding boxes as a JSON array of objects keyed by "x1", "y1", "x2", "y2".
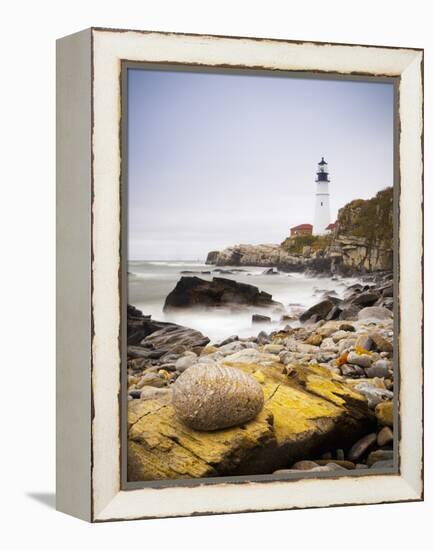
[{"x1": 316, "y1": 157, "x2": 330, "y2": 182}]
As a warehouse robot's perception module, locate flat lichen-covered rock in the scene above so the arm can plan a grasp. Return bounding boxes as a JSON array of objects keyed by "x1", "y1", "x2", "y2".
[{"x1": 128, "y1": 362, "x2": 374, "y2": 481}]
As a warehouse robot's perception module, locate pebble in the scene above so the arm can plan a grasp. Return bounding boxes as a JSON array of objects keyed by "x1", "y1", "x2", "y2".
[
  {"x1": 370, "y1": 459, "x2": 394, "y2": 469},
  {"x1": 365, "y1": 361, "x2": 390, "y2": 378},
  {"x1": 377, "y1": 426, "x2": 393, "y2": 447},
  {"x1": 338, "y1": 338, "x2": 356, "y2": 354},
  {"x1": 136, "y1": 372, "x2": 167, "y2": 389},
  {"x1": 347, "y1": 351, "x2": 372, "y2": 368},
  {"x1": 263, "y1": 343, "x2": 285, "y2": 354},
  {"x1": 370, "y1": 332, "x2": 393, "y2": 352},
  {"x1": 201, "y1": 345, "x2": 219, "y2": 355},
  {"x1": 375, "y1": 401, "x2": 394, "y2": 426},
  {"x1": 331, "y1": 330, "x2": 352, "y2": 342},
  {"x1": 358, "y1": 306, "x2": 393, "y2": 321},
  {"x1": 305, "y1": 333, "x2": 322, "y2": 346},
  {"x1": 339, "y1": 323, "x2": 356, "y2": 332},
  {"x1": 340, "y1": 364, "x2": 358, "y2": 377},
  {"x1": 348, "y1": 433, "x2": 377, "y2": 461},
  {"x1": 355, "y1": 333, "x2": 373, "y2": 351},
  {"x1": 315, "y1": 459, "x2": 355, "y2": 470},
  {"x1": 311, "y1": 463, "x2": 348, "y2": 472},
  {"x1": 291, "y1": 460, "x2": 319, "y2": 470},
  {"x1": 320, "y1": 337, "x2": 339, "y2": 352},
  {"x1": 175, "y1": 355, "x2": 198, "y2": 372},
  {"x1": 367, "y1": 449, "x2": 394, "y2": 467}
]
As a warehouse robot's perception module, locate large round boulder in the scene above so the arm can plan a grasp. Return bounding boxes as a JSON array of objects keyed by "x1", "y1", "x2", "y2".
[{"x1": 172, "y1": 364, "x2": 264, "y2": 431}]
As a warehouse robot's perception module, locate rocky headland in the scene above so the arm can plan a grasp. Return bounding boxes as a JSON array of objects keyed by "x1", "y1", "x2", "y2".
[{"x1": 206, "y1": 187, "x2": 393, "y2": 276}]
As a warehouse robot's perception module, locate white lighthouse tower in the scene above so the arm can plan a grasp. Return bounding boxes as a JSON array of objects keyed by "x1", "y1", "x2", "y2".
[{"x1": 313, "y1": 157, "x2": 331, "y2": 235}]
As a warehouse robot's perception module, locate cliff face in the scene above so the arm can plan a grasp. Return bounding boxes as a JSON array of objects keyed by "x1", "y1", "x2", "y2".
[
  {"x1": 206, "y1": 187, "x2": 393, "y2": 275},
  {"x1": 329, "y1": 187, "x2": 393, "y2": 274}
]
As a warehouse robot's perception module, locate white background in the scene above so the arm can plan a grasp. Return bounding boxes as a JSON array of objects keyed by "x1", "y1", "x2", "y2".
[{"x1": 0, "y1": 0, "x2": 431, "y2": 548}]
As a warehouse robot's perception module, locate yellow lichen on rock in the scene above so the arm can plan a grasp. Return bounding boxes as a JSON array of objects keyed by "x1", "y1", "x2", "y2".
[
  {"x1": 128, "y1": 395, "x2": 274, "y2": 481},
  {"x1": 128, "y1": 361, "x2": 374, "y2": 480}
]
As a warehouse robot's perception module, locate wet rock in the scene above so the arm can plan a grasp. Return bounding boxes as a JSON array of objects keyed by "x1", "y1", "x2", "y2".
[
  {"x1": 127, "y1": 347, "x2": 167, "y2": 360},
  {"x1": 367, "y1": 449, "x2": 394, "y2": 467},
  {"x1": 377, "y1": 426, "x2": 393, "y2": 447},
  {"x1": 172, "y1": 364, "x2": 264, "y2": 431},
  {"x1": 348, "y1": 433, "x2": 377, "y2": 461},
  {"x1": 358, "y1": 306, "x2": 393, "y2": 321},
  {"x1": 352, "y1": 291, "x2": 380, "y2": 307},
  {"x1": 256, "y1": 331, "x2": 271, "y2": 344},
  {"x1": 325, "y1": 305, "x2": 342, "y2": 320},
  {"x1": 127, "y1": 305, "x2": 174, "y2": 345},
  {"x1": 339, "y1": 306, "x2": 360, "y2": 321},
  {"x1": 164, "y1": 276, "x2": 283, "y2": 311},
  {"x1": 206, "y1": 250, "x2": 220, "y2": 264},
  {"x1": 375, "y1": 401, "x2": 393, "y2": 426},
  {"x1": 216, "y1": 335, "x2": 239, "y2": 347},
  {"x1": 300, "y1": 300, "x2": 335, "y2": 323},
  {"x1": 252, "y1": 314, "x2": 271, "y2": 324},
  {"x1": 347, "y1": 351, "x2": 372, "y2": 368},
  {"x1": 140, "y1": 324, "x2": 210, "y2": 356}
]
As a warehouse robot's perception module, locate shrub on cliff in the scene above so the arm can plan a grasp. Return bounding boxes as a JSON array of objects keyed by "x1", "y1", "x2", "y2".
[
  {"x1": 280, "y1": 234, "x2": 331, "y2": 254},
  {"x1": 336, "y1": 187, "x2": 393, "y2": 248}
]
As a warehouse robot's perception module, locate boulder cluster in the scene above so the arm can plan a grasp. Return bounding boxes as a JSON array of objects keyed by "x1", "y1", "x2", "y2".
[{"x1": 127, "y1": 270, "x2": 395, "y2": 480}]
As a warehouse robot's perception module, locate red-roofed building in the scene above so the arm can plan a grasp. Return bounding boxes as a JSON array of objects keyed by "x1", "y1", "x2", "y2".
[
  {"x1": 326, "y1": 221, "x2": 337, "y2": 233},
  {"x1": 290, "y1": 223, "x2": 313, "y2": 237}
]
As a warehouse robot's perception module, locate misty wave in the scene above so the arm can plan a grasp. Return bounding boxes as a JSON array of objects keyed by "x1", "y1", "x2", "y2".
[{"x1": 128, "y1": 261, "x2": 359, "y2": 342}]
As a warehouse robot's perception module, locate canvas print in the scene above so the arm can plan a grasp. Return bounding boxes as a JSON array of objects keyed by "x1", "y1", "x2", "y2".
[{"x1": 125, "y1": 67, "x2": 395, "y2": 483}]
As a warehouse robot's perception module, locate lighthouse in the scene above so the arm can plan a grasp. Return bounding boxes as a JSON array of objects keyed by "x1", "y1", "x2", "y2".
[{"x1": 313, "y1": 157, "x2": 331, "y2": 235}]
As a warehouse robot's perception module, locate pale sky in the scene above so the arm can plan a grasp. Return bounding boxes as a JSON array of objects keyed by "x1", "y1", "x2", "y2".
[{"x1": 128, "y1": 68, "x2": 394, "y2": 261}]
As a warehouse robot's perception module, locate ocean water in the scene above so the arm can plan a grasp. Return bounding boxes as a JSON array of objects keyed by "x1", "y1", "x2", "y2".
[{"x1": 128, "y1": 260, "x2": 358, "y2": 343}]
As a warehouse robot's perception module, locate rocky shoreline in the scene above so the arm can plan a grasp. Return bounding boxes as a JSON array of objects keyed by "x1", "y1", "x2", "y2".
[
  {"x1": 127, "y1": 270, "x2": 395, "y2": 481},
  {"x1": 206, "y1": 187, "x2": 393, "y2": 276}
]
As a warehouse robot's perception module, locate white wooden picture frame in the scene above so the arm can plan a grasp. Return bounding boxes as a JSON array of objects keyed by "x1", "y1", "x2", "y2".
[{"x1": 56, "y1": 27, "x2": 423, "y2": 522}]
